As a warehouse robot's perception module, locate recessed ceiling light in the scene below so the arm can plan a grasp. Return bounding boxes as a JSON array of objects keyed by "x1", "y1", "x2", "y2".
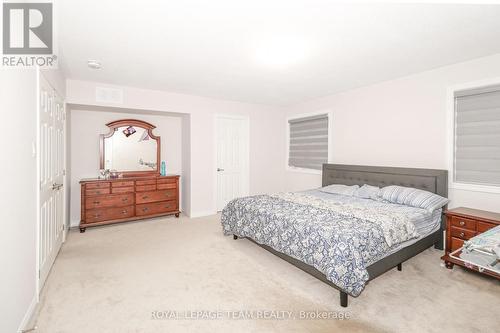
[{"x1": 87, "y1": 60, "x2": 102, "y2": 69}]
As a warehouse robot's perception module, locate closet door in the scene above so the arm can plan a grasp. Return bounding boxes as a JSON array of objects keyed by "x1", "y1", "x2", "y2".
[{"x1": 38, "y1": 74, "x2": 65, "y2": 290}]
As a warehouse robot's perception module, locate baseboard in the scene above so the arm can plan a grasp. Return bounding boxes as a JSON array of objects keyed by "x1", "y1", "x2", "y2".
[
  {"x1": 17, "y1": 294, "x2": 38, "y2": 333},
  {"x1": 188, "y1": 210, "x2": 218, "y2": 218},
  {"x1": 70, "y1": 219, "x2": 80, "y2": 228}
]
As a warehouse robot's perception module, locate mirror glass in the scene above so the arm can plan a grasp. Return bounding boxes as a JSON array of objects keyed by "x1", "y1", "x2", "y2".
[{"x1": 103, "y1": 126, "x2": 158, "y2": 172}]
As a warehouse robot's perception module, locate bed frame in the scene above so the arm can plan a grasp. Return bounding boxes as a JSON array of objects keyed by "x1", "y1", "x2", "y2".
[{"x1": 233, "y1": 164, "x2": 448, "y2": 307}]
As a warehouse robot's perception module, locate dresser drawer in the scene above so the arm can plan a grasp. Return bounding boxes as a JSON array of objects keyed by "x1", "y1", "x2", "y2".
[
  {"x1": 111, "y1": 186, "x2": 135, "y2": 194},
  {"x1": 136, "y1": 179, "x2": 156, "y2": 186},
  {"x1": 136, "y1": 190, "x2": 177, "y2": 204},
  {"x1": 85, "y1": 188, "x2": 111, "y2": 196},
  {"x1": 85, "y1": 182, "x2": 110, "y2": 190},
  {"x1": 112, "y1": 181, "x2": 134, "y2": 188},
  {"x1": 157, "y1": 178, "x2": 177, "y2": 184},
  {"x1": 136, "y1": 201, "x2": 177, "y2": 216},
  {"x1": 157, "y1": 183, "x2": 177, "y2": 190},
  {"x1": 84, "y1": 206, "x2": 134, "y2": 223},
  {"x1": 85, "y1": 193, "x2": 133, "y2": 210},
  {"x1": 450, "y1": 227, "x2": 476, "y2": 241},
  {"x1": 477, "y1": 221, "x2": 495, "y2": 233},
  {"x1": 450, "y1": 216, "x2": 476, "y2": 231},
  {"x1": 136, "y1": 184, "x2": 156, "y2": 192},
  {"x1": 451, "y1": 237, "x2": 464, "y2": 252}
]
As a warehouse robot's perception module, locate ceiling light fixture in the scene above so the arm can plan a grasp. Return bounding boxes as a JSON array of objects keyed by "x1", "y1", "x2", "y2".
[
  {"x1": 87, "y1": 60, "x2": 102, "y2": 69},
  {"x1": 254, "y1": 36, "x2": 308, "y2": 69}
]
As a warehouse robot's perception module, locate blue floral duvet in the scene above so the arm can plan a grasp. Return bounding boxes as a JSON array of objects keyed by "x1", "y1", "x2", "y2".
[{"x1": 221, "y1": 192, "x2": 425, "y2": 296}]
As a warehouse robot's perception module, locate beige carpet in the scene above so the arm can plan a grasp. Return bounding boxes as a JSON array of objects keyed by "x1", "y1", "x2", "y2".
[{"x1": 33, "y1": 214, "x2": 499, "y2": 333}]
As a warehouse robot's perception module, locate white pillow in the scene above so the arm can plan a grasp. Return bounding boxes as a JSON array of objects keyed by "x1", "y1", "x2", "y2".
[
  {"x1": 320, "y1": 184, "x2": 360, "y2": 196},
  {"x1": 353, "y1": 184, "x2": 381, "y2": 200}
]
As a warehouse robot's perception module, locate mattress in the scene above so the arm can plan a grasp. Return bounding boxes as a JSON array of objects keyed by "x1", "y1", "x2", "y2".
[
  {"x1": 304, "y1": 189, "x2": 442, "y2": 264},
  {"x1": 305, "y1": 189, "x2": 441, "y2": 233}
]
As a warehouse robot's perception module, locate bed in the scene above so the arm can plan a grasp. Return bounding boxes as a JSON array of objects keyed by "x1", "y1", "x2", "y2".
[{"x1": 221, "y1": 164, "x2": 448, "y2": 307}]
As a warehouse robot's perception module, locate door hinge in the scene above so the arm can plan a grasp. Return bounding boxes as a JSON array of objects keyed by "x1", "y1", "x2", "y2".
[{"x1": 62, "y1": 169, "x2": 66, "y2": 176}]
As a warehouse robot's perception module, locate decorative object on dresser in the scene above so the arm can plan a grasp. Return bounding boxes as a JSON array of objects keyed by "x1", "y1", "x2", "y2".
[
  {"x1": 442, "y1": 207, "x2": 500, "y2": 279},
  {"x1": 80, "y1": 118, "x2": 180, "y2": 232},
  {"x1": 79, "y1": 175, "x2": 180, "y2": 232}
]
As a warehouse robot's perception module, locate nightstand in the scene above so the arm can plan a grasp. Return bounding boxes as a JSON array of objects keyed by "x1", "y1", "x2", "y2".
[{"x1": 441, "y1": 207, "x2": 500, "y2": 277}]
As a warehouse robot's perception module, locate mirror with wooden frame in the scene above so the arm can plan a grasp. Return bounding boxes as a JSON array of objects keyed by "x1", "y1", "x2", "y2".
[{"x1": 100, "y1": 119, "x2": 160, "y2": 176}]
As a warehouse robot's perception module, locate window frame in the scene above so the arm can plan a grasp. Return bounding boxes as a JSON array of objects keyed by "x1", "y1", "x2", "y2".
[
  {"x1": 286, "y1": 110, "x2": 333, "y2": 175},
  {"x1": 447, "y1": 78, "x2": 500, "y2": 194}
]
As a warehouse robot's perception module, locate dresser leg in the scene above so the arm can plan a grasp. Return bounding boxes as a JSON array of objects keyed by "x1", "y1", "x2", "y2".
[
  {"x1": 397, "y1": 263, "x2": 402, "y2": 271},
  {"x1": 445, "y1": 261, "x2": 454, "y2": 269},
  {"x1": 233, "y1": 235, "x2": 238, "y2": 240},
  {"x1": 175, "y1": 213, "x2": 180, "y2": 218},
  {"x1": 79, "y1": 227, "x2": 86, "y2": 233}
]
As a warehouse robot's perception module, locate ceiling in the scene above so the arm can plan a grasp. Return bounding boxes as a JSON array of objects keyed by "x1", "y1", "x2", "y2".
[{"x1": 58, "y1": 0, "x2": 500, "y2": 106}]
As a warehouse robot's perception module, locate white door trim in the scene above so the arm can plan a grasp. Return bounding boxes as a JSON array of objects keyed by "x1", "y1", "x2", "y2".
[
  {"x1": 62, "y1": 104, "x2": 68, "y2": 241},
  {"x1": 35, "y1": 69, "x2": 41, "y2": 302},
  {"x1": 213, "y1": 114, "x2": 250, "y2": 212}
]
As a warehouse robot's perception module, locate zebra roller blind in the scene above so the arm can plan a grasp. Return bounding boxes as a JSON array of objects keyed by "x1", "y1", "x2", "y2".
[
  {"x1": 454, "y1": 85, "x2": 500, "y2": 186},
  {"x1": 288, "y1": 114, "x2": 329, "y2": 170}
]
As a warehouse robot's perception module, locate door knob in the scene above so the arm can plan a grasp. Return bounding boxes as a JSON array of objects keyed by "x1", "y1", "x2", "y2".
[{"x1": 217, "y1": 168, "x2": 224, "y2": 172}]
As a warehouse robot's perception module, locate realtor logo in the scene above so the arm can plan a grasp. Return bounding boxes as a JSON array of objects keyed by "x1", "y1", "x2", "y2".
[{"x1": 2, "y1": 2, "x2": 56, "y2": 67}]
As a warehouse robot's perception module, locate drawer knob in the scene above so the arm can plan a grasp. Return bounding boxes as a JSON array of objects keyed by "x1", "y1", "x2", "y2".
[
  {"x1": 142, "y1": 207, "x2": 149, "y2": 212},
  {"x1": 93, "y1": 201, "x2": 100, "y2": 205},
  {"x1": 94, "y1": 214, "x2": 100, "y2": 218},
  {"x1": 96, "y1": 191, "x2": 101, "y2": 194},
  {"x1": 460, "y1": 232, "x2": 465, "y2": 238},
  {"x1": 459, "y1": 221, "x2": 465, "y2": 226},
  {"x1": 122, "y1": 210, "x2": 127, "y2": 214},
  {"x1": 143, "y1": 196, "x2": 149, "y2": 199},
  {"x1": 122, "y1": 198, "x2": 128, "y2": 202}
]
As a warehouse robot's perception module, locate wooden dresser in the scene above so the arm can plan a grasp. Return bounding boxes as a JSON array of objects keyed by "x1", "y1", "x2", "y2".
[
  {"x1": 80, "y1": 175, "x2": 180, "y2": 232},
  {"x1": 442, "y1": 207, "x2": 500, "y2": 276}
]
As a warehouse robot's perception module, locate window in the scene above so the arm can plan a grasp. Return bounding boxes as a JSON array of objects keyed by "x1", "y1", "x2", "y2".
[
  {"x1": 287, "y1": 112, "x2": 330, "y2": 172},
  {"x1": 454, "y1": 85, "x2": 500, "y2": 187}
]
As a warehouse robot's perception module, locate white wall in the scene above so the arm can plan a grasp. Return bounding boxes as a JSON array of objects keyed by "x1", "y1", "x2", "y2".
[
  {"x1": 181, "y1": 114, "x2": 191, "y2": 215},
  {"x1": 0, "y1": 69, "x2": 38, "y2": 333},
  {"x1": 285, "y1": 53, "x2": 500, "y2": 212},
  {"x1": 69, "y1": 108, "x2": 183, "y2": 226},
  {"x1": 66, "y1": 80, "x2": 286, "y2": 217}
]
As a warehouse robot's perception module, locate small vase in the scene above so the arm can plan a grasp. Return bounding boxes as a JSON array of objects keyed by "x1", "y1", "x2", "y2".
[{"x1": 161, "y1": 161, "x2": 166, "y2": 176}]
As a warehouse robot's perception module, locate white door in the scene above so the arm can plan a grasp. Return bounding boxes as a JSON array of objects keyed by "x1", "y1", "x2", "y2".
[
  {"x1": 215, "y1": 115, "x2": 249, "y2": 211},
  {"x1": 38, "y1": 75, "x2": 65, "y2": 290}
]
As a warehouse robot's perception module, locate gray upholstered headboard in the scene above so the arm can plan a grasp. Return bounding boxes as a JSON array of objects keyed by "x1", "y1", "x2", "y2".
[{"x1": 322, "y1": 164, "x2": 448, "y2": 198}]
